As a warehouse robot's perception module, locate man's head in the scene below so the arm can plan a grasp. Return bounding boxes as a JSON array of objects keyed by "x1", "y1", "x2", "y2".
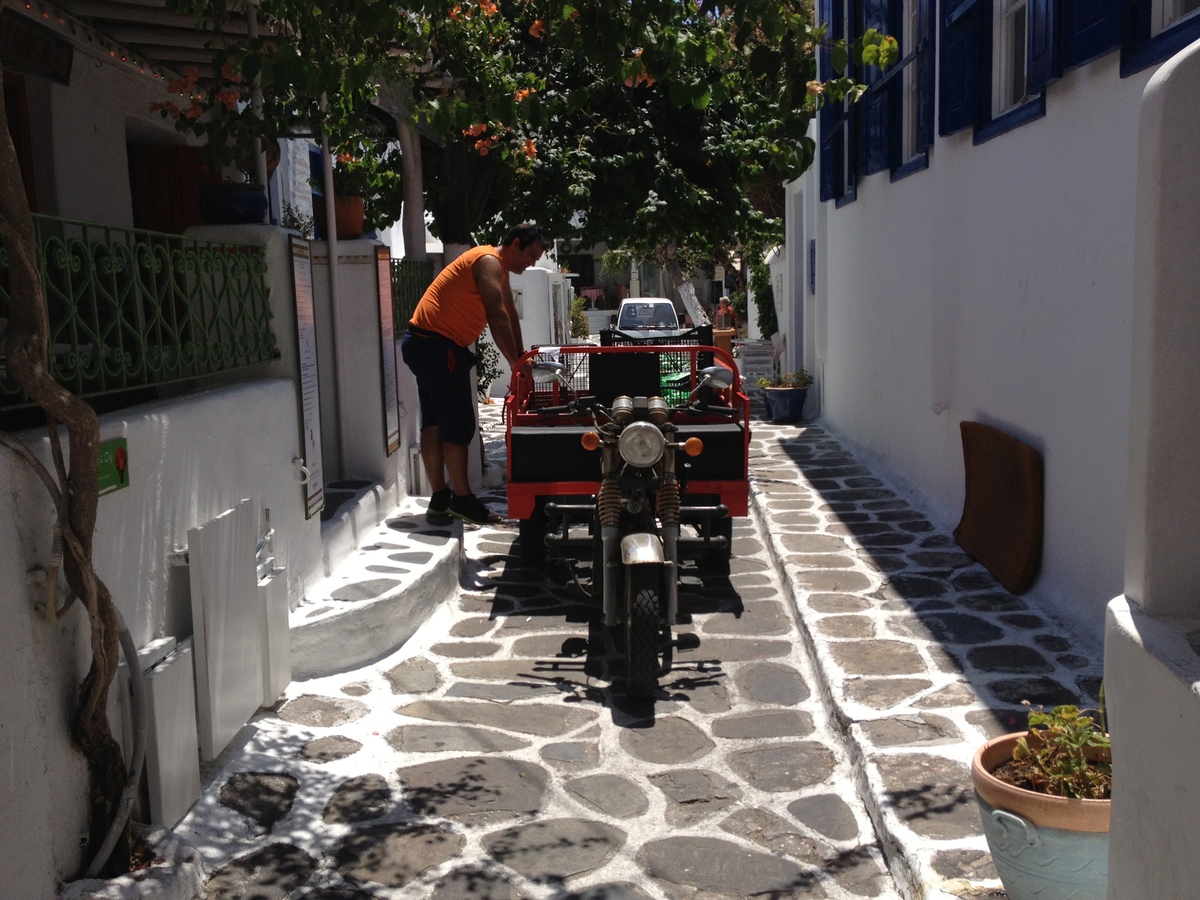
[
  {"x1": 718, "y1": 296, "x2": 732, "y2": 309},
  {"x1": 499, "y1": 223, "x2": 549, "y2": 274}
]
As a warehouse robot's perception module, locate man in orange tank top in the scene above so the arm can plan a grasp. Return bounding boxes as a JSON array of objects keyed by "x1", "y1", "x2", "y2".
[{"x1": 401, "y1": 223, "x2": 548, "y2": 525}]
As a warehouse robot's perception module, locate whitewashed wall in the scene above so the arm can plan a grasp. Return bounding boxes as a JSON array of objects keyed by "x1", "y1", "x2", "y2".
[
  {"x1": 0, "y1": 377, "x2": 321, "y2": 896},
  {"x1": 43, "y1": 54, "x2": 185, "y2": 225},
  {"x1": 795, "y1": 53, "x2": 1156, "y2": 646}
]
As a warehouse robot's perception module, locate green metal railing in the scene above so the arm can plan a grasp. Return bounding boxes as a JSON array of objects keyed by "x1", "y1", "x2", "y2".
[
  {"x1": 391, "y1": 258, "x2": 434, "y2": 335},
  {"x1": 0, "y1": 216, "x2": 277, "y2": 410}
]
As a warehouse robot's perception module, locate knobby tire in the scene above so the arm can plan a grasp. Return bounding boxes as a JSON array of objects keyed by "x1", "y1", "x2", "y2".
[{"x1": 625, "y1": 566, "x2": 661, "y2": 697}]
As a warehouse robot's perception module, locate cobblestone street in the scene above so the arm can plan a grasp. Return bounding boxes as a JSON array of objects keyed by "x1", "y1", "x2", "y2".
[{"x1": 176, "y1": 401, "x2": 1104, "y2": 900}]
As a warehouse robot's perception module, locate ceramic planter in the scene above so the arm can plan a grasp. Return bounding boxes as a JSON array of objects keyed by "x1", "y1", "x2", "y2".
[
  {"x1": 971, "y1": 732, "x2": 1110, "y2": 900},
  {"x1": 197, "y1": 182, "x2": 267, "y2": 225},
  {"x1": 314, "y1": 195, "x2": 365, "y2": 240},
  {"x1": 761, "y1": 386, "x2": 809, "y2": 423}
]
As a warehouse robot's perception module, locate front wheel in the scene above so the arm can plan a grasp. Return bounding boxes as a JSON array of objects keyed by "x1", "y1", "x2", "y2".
[{"x1": 625, "y1": 566, "x2": 661, "y2": 698}]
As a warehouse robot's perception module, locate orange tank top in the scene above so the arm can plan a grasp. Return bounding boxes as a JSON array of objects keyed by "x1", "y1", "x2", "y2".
[{"x1": 409, "y1": 245, "x2": 499, "y2": 347}]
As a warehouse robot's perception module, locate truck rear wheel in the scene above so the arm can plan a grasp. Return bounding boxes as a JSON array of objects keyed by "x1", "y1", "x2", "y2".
[
  {"x1": 518, "y1": 500, "x2": 548, "y2": 566},
  {"x1": 704, "y1": 517, "x2": 733, "y2": 572}
]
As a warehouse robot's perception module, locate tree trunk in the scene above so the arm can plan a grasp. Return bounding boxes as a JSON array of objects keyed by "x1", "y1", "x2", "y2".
[
  {"x1": 398, "y1": 121, "x2": 426, "y2": 261},
  {"x1": 0, "y1": 80, "x2": 130, "y2": 879}
]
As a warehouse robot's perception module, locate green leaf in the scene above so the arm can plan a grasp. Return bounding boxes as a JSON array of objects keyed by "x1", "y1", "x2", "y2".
[{"x1": 831, "y1": 44, "x2": 849, "y2": 74}]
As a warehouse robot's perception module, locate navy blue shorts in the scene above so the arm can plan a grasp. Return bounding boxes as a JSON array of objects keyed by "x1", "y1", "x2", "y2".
[{"x1": 400, "y1": 329, "x2": 477, "y2": 445}]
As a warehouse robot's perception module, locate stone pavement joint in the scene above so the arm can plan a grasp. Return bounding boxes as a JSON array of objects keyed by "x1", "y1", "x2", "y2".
[{"x1": 172, "y1": 404, "x2": 1101, "y2": 899}]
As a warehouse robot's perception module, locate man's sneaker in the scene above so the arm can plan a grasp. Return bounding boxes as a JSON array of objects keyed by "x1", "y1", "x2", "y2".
[
  {"x1": 448, "y1": 493, "x2": 501, "y2": 525},
  {"x1": 426, "y1": 488, "x2": 452, "y2": 525}
]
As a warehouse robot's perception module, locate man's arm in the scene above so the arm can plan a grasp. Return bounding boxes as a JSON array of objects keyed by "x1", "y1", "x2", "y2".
[
  {"x1": 501, "y1": 278, "x2": 524, "y2": 354},
  {"x1": 473, "y1": 254, "x2": 523, "y2": 367}
]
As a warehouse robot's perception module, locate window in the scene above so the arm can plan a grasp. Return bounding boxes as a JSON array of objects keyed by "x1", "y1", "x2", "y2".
[
  {"x1": 939, "y1": 0, "x2": 1048, "y2": 142},
  {"x1": 994, "y1": 0, "x2": 1029, "y2": 115},
  {"x1": 819, "y1": 0, "x2": 933, "y2": 199},
  {"x1": 900, "y1": 0, "x2": 935, "y2": 167},
  {"x1": 1123, "y1": 0, "x2": 1200, "y2": 73},
  {"x1": 818, "y1": 0, "x2": 858, "y2": 204},
  {"x1": 1154, "y1": 0, "x2": 1200, "y2": 33}
]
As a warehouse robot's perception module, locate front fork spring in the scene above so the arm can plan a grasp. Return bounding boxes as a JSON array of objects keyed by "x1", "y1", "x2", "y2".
[
  {"x1": 657, "y1": 477, "x2": 680, "y2": 526},
  {"x1": 598, "y1": 478, "x2": 621, "y2": 527}
]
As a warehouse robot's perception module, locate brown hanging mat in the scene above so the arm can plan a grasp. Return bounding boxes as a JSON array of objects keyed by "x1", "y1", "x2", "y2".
[{"x1": 953, "y1": 421, "x2": 1044, "y2": 594}]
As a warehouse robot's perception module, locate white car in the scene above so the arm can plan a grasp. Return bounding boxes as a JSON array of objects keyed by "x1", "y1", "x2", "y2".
[{"x1": 610, "y1": 298, "x2": 688, "y2": 338}]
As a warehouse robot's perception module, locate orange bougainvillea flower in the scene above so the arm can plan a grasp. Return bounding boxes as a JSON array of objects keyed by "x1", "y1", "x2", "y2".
[
  {"x1": 522, "y1": 138, "x2": 537, "y2": 158},
  {"x1": 463, "y1": 123, "x2": 488, "y2": 137},
  {"x1": 183, "y1": 102, "x2": 204, "y2": 119},
  {"x1": 220, "y1": 62, "x2": 244, "y2": 83},
  {"x1": 529, "y1": 19, "x2": 544, "y2": 37},
  {"x1": 216, "y1": 87, "x2": 241, "y2": 110},
  {"x1": 515, "y1": 88, "x2": 533, "y2": 102},
  {"x1": 449, "y1": 4, "x2": 462, "y2": 19},
  {"x1": 474, "y1": 139, "x2": 491, "y2": 155},
  {"x1": 166, "y1": 66, "x2": 199, "y2": 95},
  {"x1": 480, "y1": 0, "x2": 498, "y2": 16}
]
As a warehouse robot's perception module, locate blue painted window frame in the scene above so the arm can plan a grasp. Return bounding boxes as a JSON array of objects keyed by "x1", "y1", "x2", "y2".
[
  {"x1": 938, "y1": 0, "x2": 1053, "y2": 141},
  {"x1": 819, "y1": 0, "x2": 859, "y2": 205},
  {"x1": 1121, "y1": 0, "x2": 1200, "y2": 75}
]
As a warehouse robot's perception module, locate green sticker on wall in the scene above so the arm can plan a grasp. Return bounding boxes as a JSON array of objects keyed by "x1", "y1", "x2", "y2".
[{"x1": 97, "y1": 438, "x2": 130, "y2": 496}]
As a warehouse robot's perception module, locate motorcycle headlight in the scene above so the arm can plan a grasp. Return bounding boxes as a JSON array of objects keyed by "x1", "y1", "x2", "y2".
[{"x1": 618, "y1": 421, "x2": 666, "y2": 467}]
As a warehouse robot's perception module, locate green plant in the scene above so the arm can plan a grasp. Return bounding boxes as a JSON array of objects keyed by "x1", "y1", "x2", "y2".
[
  {"x1": 757, "y1": 367, "x2": 813, "y2": 389},
  {"x1": 994, "y1": 702, "x2": 1112, "y2": 800},
  {"x1": 569, "y1": 297, "x2": 590, "y2": 339},
  {"x1": 475, "y1": 336, "x2": 502, "y2": 396},
  {"x1": 748, "y1": 260, "x2": 779, "y2": 337},
  {"x1": 280, "y1": 202, "x2": 314, "y2": 238}
]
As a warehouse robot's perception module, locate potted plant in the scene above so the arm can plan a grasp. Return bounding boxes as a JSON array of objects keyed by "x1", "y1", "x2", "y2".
[
  {"x1": 151, "y1": 62, "x2": 277, "y2": 225},
  {"x1": 756, "y1": 367, "x2": 813, "y2": 423},
  {"x1": 971, "y1": 702, "x2": 1111, "y2": 900},
  {"x1": 313, "y1": 155, "x2": 371, "y2": 239},
  {"x1": 311, "y1": 149, "x2": 404, "y2": 240}
]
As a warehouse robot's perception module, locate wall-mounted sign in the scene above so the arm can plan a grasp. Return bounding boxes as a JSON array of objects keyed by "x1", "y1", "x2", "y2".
[
  {"x1": 0, "y1": 9, "x2": 74, "y2": 85},
  {"x1": 97, "y1": 438, "x2": 129, "y2": 496},
  {"x1": 376, "y1": 245, "x2": 400, "y2": 456}
]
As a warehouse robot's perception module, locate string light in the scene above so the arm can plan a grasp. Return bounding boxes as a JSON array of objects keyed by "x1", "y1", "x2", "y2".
[{"x1": 14, "y1": 0, "x2": 175, "y2": 85}]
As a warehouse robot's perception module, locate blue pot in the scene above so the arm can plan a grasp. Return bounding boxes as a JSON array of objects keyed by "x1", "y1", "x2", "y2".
[
  {"x1": 198, "y1": 182, "x2": 267, "y2": 225},
  {"x1": 973, "y1": 732, "x2": 1110, "y2": 900},
  {"x1": 976, "y1": 798, "x2": 1108, "y2": 900},
  {"x1": 762, "y1": 387, "x2": 808, "y2": 423}
]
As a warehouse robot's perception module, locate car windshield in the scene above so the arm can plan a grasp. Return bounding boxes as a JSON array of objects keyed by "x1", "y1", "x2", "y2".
[{"x1": 618, "y1": 303, "x2": 678, "y2": 329}]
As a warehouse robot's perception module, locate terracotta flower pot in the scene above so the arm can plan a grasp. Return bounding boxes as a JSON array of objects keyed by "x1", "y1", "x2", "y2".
[
  {"x1": 971, "y1": 732, "x2": 1110, "y2": 900},
  {"x1": 314, "y1": 195, "x2": 365, "y2": 240}
]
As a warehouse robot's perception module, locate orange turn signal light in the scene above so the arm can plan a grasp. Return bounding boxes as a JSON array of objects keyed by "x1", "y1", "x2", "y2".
[
  {"x1": 581, "y1": 431, "x2": 601, "y2": 451},
  {"x1": 683, "y1": 437, "x2": 704, "y2": 457}
]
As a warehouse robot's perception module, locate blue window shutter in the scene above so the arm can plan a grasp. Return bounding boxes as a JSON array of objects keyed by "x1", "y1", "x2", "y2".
[
  {"x1": 819, "y1": 102, "x2": 836, "y2": 202},
  {"x1": 818, "y1": 0, "x2": 838, "y2": 201},
  {"x1": 939, "y1": 0, "x2": 982, "y2": 135},
  {"x1": 1026, "y1": 0, "x2": 1060, "y2": 93},
  {"x1": 861, "y1": 0, "x2": 892, "y2": 175},
  {"x1": 1061, "y1": 0, "x2": 1120, "y2": 68},
  {"x1": 916, "y1": 0, "x2": 936, "y2": 151}
]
